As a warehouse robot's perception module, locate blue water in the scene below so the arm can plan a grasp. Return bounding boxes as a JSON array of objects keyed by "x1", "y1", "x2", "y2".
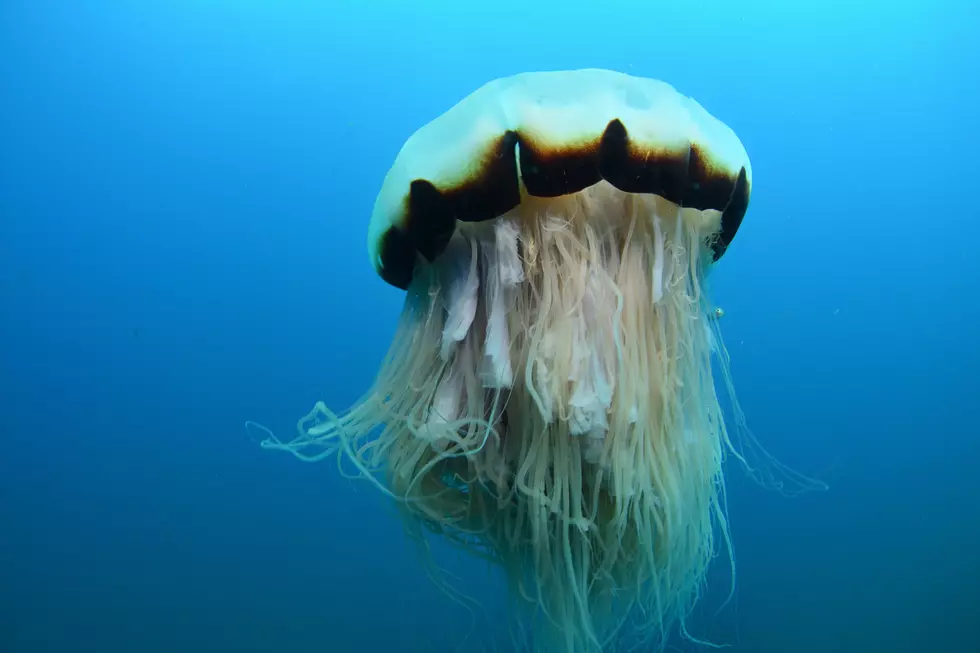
[{"x1": 2, "y1": 1, "x2": 978, "y2": 651}]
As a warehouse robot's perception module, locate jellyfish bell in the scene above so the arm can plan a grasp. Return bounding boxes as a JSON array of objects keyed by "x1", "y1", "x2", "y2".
[
  {"x1": 367, "y1": 69, "x2": 750, "y2": 290},
  {"x1": 264, "y1": 69, "x2": 803, "y2": 652}
]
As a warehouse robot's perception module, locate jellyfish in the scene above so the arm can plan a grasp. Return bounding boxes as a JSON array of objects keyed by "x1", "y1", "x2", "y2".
[{"x1": 262, "y1": 69, "x2": 805, "y2": 652}]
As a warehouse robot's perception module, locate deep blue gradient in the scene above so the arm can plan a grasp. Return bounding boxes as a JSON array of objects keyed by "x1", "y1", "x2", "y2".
[{"x1": 2, "y1": 1, "x2": 978, "y2": 651}]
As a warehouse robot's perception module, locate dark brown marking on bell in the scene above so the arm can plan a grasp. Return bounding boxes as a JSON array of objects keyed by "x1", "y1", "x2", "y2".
[
  {"x1": 378, "y1": 227, "x2": 417, "y2": 290},
  {"x1": 384, "y1": 132, "x2": 523, "y2": 287},
  {"x1": 519, "y1": 135, "x2": 601, "y2": 197},
  {"x1": 712, "y1": 166, "x2": 749, "y2": 261},
  {"x1": 448, "y1": 130, "x2": 522, "y2": 223},
  {"x1": 681, "y1": 143, "x2": 737, "y2": 212},
  {"x1": 406, "y1": 180, "x2": 455, "y2": 262},
  {"x1": 597, "y1": 119, "x2": 689, "y2": 206},
  {"x1": 380, "y1": 119, "x2": 752, "y2": 286}
]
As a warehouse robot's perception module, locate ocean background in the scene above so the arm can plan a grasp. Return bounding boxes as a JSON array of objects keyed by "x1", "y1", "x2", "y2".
[{"x1": 2, "y1": 1, "x2": 978, "y2": 651}]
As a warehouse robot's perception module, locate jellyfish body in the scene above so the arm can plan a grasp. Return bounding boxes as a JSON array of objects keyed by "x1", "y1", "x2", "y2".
[{"x1": 271, "y1": 69, "x2": 756, "y2": 652}]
